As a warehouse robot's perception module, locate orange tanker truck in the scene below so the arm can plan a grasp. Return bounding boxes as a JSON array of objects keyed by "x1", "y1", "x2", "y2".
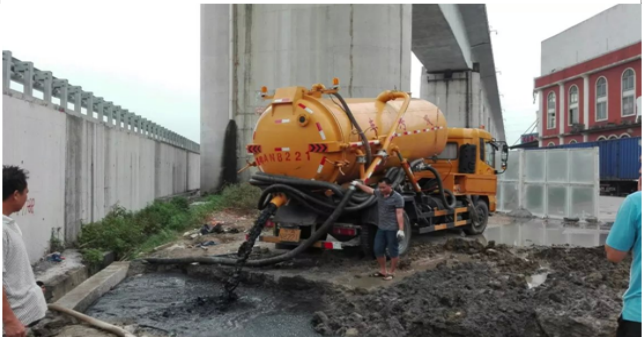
[{"x1": 241, "y1": 79, "x2": 509, "y2": 257}]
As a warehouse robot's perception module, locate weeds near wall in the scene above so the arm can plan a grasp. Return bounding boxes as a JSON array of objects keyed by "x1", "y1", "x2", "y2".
[
  {"x1": 49, "y1": 227, "x2": 65, "y2": 253},
  {"x1": 77, "y1": 183, "x2": 261, "y2": 265},
  {"x1": 219, "y1": 183, "x2": 262, "y2": 211}
]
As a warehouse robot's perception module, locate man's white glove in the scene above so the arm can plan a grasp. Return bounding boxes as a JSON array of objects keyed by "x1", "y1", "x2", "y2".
[{"x1": 396, "y1": 230, "x2": 405, "y2": 241}]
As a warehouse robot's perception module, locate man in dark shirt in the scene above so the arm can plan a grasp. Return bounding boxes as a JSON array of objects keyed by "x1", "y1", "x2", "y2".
[{"x1": 355, "y1": 178, "x2": 405, "y2": 280}]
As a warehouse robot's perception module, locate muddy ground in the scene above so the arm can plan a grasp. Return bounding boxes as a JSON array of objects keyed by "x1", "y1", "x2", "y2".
[
  {"x1": 43, "y1": 204, "x2": 629, "y2": 337},
  {"x1": 311, "y1": 239, "x2": 629, "y2": 337},
  {"x1": 65, "y1": 234, "x2": 629, "y2": 337}
]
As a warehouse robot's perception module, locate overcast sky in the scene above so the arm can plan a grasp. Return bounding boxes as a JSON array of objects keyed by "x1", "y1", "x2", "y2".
[{"x1": 1, "y1": 2, "x2": 623, "y2": 145}]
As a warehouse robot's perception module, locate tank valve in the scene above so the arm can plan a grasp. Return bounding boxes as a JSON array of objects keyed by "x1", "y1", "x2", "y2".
[
  {"x1": 297, "y1": 114, "x2": 309, "y2": 127},
  {"x1": 332, "y1": 77, "x2": 340, "y2": 90},
  {"x1": 376, "y1": 149, "x2": 389, "y2": 159}
]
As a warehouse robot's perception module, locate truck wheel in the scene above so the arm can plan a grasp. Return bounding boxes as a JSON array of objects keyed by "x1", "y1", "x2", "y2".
[
  {"x1": 464, "y1": 200, "x2": 489, "y2": 235},
  {"x1": 361, "y1": 213, "x2": 412, "y2": 259},
  {"x1": 360, "y1": 223, "x2": 377, "y2": 259}
]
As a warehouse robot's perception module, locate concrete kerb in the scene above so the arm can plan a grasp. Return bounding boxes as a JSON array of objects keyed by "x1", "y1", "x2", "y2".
[{"x1": 53, "y1": 262, "x2": 129, "y2": 313}]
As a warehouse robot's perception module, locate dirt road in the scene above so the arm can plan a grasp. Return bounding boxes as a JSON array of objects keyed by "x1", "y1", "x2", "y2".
[
  {"x1": 89, "y1": 232, "x2": 628, "y2": 337},
  {"x1": 52, "y1": 205, "x2": 629, "y2": 337}
]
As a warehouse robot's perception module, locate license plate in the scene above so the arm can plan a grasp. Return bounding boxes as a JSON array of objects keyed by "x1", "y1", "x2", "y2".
[{"x1": 279, "y1": 228, "x2": 301, "y2": 243}]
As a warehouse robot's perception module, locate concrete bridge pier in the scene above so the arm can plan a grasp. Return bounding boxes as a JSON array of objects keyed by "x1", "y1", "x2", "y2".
[
  {"x1": 200, "y1": 4, "x2": 412, "y2": 192},
  {"x1": 413, "y1": 4, "x2": 505, "y2": 140}
]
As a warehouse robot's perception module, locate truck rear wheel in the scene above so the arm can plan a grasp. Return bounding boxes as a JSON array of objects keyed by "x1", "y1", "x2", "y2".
[
  {"x1": 360, "y1": 212, "x2": 412, "y2": 258},
  {"x1": 360, "y1": 223, "x2": 377, "y2": 259},
  {"x1": 464, "y1": 200, "x2": 489, "y2": 235}
]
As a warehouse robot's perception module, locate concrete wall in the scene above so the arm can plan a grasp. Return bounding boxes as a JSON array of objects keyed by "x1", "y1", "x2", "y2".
[
  {"x1": 3, "y1": 93, "x2": 200, "y2": 263},
  {"x1": 200, "y1": 4, "x2": 232, "y2": 194},
  {"x1": 420, "y1": 68, "x2": 500, "y2": 139},
  {"x1": 200, "y1": 4, "x2": 412, "y2": 189},
  {"x1": 541, "y1": 4, "x2": 641, "y2": 75}
]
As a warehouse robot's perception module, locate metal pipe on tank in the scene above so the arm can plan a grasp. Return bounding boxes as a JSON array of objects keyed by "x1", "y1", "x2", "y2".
[{"x1": 363, "y1": 91, "x2": 411, "y2": 181}]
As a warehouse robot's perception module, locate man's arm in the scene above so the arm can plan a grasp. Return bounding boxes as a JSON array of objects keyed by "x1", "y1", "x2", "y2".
[
  {"x1": 396, "y1": 208, "x2": 404, "y2": 231},
  {"x1": 354, "y1": 181, "x2": 375, "y2": 195},
  {"x1": 605, "y1": 194, "x2": 637, "y2": 263},
  {"x1": 396, "y1": 194, "x2": 405, "y2": 231},
  {"x1": 3, "y1": 286, "x2": 26, "y2": 337}
]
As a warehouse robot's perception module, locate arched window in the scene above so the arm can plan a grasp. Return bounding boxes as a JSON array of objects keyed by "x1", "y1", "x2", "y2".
[
  {"x1": 621, "y1": 133, "x2": 631, "y2": 139},
  {"x1": 608, "y1": 134, "x2": 618, "y2": 140},
  {"x1": 569, "y1": 139, "x2": 578, "y2": 144},
  {"x1": 568, "y1": 86, "x2": 579, "y2": 125},
  {"x1": 622, "y1": 69, "x2": 636, "y2": 116},
  {"x1": 596, "y1": 77, "x2": 608, "y2": 121},
  {"x1": 597, "y1": 136, "x2": 607, "y2": 141},
  {"x1": 547, "y1": 92, "x2": 556, "y2": 129},
  {"x1": 547, "y1": 142, "x2": 556, "y2": 147}
]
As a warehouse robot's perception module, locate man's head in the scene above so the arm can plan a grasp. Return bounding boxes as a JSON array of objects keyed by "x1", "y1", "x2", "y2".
[
  {"x1": 3, "y1": 166, "x2": 29, "y2": 214},
  {"x1": 378, "y1": 177, "x2": 393, "y2": 195}
]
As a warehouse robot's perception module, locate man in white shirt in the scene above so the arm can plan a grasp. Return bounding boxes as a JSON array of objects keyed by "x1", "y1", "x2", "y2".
[{"x1": 3, "y1": 166, "x2": 47, "y2": 337}]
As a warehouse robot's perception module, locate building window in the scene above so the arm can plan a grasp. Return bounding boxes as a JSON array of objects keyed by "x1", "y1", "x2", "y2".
[
  {"x1": 547, "y1": 92, "x2": 556, "y2": 129},
  {"x1": 608, "y1": 134, "x2": 618, "y2": 140},
  {"x1": 622, "y1": 69, "x2": 636, "y2": 116},
  {"x1": 621, "y1": 133, "x2": 631, "y2": 138},
  {"x1": 597, "y1": 136, "x2": 607, "y2": 141},
  {"x1": 596, "y1": 77, "x2": 608, "y2": 121},
  {"x1": 569, "y1": 139, "x2": 578, "y2": 144},
  {"x1": 547, "y1": 142, "x2": 556, "y2": 147},
  {"x1": 568, "y1": 85, "x2": 579, "y2": 125}
]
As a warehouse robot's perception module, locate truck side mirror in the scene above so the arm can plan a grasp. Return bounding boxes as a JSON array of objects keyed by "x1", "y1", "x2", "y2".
[{"x1": 491, "y1": 141, "x2": 509, "y2": 175}]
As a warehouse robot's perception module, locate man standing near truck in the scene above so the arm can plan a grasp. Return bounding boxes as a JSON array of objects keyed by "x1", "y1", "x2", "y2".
[
  {"x1": 355, "y1": 178, "x2": 405, "y2": 281},
  {"x1": 3, "y1": 166, "x2": 47, "y2": 337},
  {"x1": 605, "y1": 191, "x2": 641, "y2": 337}
]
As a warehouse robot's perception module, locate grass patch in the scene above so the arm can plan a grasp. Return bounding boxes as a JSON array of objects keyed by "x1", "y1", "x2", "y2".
[
  {"x1": 78, "y1": 183, "x2": 261, "y2": 264},
  {"x1": 219, "y1": 183, "x2": 262, "y2": 211}
]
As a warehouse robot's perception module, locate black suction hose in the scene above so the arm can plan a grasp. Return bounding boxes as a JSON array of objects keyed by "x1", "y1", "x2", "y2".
[
  {"x1": 252, "y1": 172, "x2": 345, "y2": 197},
  {"x1": 411, "y1": 160, "x2": 456, "y2": 210},
  {"x1": 145, "y1": 185, "x2": 357, "y2": 267},
  {"x1": 251, "y1": 167, "x2": 406, "y2": 213},
  {"x1": 330, "y1": 92, "x2": 373, "y2": 167}
]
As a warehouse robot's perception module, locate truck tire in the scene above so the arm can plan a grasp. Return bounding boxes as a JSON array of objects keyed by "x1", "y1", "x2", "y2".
[
  {"x1": 360, "y1": 223, "x2": 377, "y2": 259},
  {"x1": 361, "y1": 212, "x2": 412, "y2": 259},
  {"x1": 465, "y1": 199, "x2": 489, "y2": 235}
]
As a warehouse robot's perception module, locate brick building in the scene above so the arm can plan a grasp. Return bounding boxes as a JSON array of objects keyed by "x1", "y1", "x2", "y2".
[{"x1": 534, "y1": 4, "x2": 641, "y2": 147}]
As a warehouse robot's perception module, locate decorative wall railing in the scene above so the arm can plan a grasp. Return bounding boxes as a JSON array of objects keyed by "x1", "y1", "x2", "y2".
[{"x1": 2, "y1": 50, "x2": 199, "y2": 153}]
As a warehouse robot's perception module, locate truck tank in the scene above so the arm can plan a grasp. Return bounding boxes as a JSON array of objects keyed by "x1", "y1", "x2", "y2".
[{"x1": 247, "y1": 86, "x2": 448, "y2": 184}]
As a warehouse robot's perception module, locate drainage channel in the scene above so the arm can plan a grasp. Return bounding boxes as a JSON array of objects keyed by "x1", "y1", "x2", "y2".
[{"x1": 86, "y1": 272, "x2": 324, "y2": 337}]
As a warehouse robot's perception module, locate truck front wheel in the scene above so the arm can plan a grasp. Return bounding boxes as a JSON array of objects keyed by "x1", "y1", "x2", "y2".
[{"x1": 464, "y1": 200, "x2": 489, "y2": 235}]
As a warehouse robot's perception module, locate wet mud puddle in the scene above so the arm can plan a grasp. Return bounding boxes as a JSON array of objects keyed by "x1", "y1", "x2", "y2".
[{"x1": 86, "y1": 273, "x2": 322, "y2": 337}]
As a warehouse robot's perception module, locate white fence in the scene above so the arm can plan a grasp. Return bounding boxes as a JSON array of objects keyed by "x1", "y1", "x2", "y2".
[
  {"x1": 497, "y1": 147, "x2": 600, "y2": 220},
  {"x1": 3, "y1": 51, "x2": 201, "y2": 263}
]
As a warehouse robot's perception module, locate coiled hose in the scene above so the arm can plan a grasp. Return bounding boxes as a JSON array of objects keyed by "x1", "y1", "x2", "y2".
[
  {"x1": 145, "y1": 185, "x2": 357, "y2": 267},
  {"x1": 250, "y1": 168, "x2": 405, "y2": 213},
  {"x1": 411, "y1": 160, "x2": 456, "y2": 209}
]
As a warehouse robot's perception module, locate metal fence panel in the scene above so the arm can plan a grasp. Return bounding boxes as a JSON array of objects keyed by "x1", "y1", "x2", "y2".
[{"x1": 497, "y1": 147, "x2": 600, "y2": 220}]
